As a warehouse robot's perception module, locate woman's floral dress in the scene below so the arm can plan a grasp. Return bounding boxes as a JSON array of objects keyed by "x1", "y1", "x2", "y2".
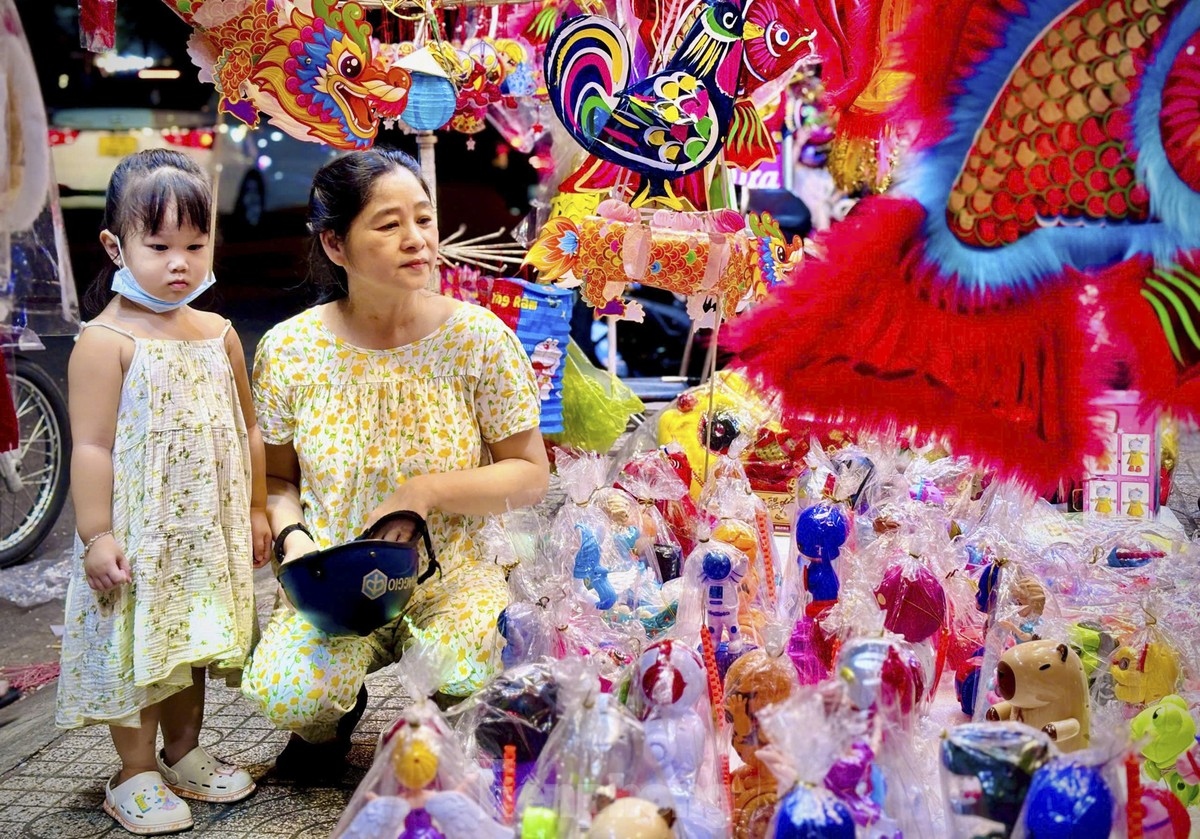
[{"x1": 242, "y1": 304, "x2": 539, "y2": 741}]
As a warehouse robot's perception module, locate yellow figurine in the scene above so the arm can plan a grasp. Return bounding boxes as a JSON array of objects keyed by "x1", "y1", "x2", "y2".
[{"x1": 1111, "y1": 641, "x2": 1179, "y2": 706}]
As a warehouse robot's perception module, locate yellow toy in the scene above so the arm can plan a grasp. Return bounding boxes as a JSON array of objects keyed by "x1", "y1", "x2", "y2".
[
  {"x1": 1111, "y1": 640, "x2": 1180, "y2": 706},
  {"x1": 656, "y1": 371, "x2": 790, "y2": 499}
]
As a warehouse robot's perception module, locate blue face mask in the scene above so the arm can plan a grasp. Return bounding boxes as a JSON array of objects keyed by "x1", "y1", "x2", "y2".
[{"x1": 110, "y1": 238, "x2": 216, "y2": 313}]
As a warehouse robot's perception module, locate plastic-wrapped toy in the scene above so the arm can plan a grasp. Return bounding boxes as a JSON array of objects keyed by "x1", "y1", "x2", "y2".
[
  {"x1": 985, "y1": 640, "x2": 1090, "y2": 753},
  {"x1": 715, "y1": 519, "x2": 769, "y2": 640},
  {"x1": 453, "y1": 662, "x2": 561, "y2": 819},
  {"x1": 613, "y1": 448, "x2": 690, "y2": 582},
  {"x1": 1132, "y1": 695, "x2": 1196, "y2": 782},
  {"x1": 573, "y1": 522, "x2": 619, "y2": 610},
  {"x1": 655, "y1": 371, "x2": 803, "y2": 504},
  {"x1": 769, "y1": 786, "x2": 855, "y2": 838},
  {"x1": 1131, "y1": 695, "x2": 1200, "y2": 805},
  {"x1": 586, "y1": 797, "x2": 676, "y2": 838},
  {"x1": 873, "y1": 557, "x2": 947, "y2": 645},
  {"x1": 837, "y1": 637, "x2": 928, "y2": 721},
  {"x1": 701, "y1": 543, "x2": 750, "y2": 649},
  {"x1": 786, "y1": 616, "x2": 829, "y2": 686},
  {"x1": 1018, "y1": 757, "x2": 1115, "y2": 838},
  {"x1": 516, "y1": 659, "x2": 667, "y2": 838},
  {"x1": 498, "y1": 600, "x2": 561, "y2": 669},
  {"x1": 552, "y1": 452, "x2": 665, "y2": 627},
  {"x1": 631, "y1": 640, "x2": 729, "y2": 838},
  {"x1": 940, "y1": 723, "x2": 1054, "y2": 839},
  {"x1": 334, "y1": 704, "x2": 506, "y2": 839},
  {"x1": 1111, "y1": 627, "x2": 1180, "y2": 707},
  {"x1": 755, "y1": 692, "x2": 861, "y2": 839},
  {"x1": 723, "y1": 649, "x2": 800, "y2": 838},
  {"x1": 997, "y1": 575, "x2": 1046, "y2": 643},
  {"x1": 673, "y1": 532, "x2": 757, "y2": 679},
  {"x1": 795, "y1": 502, "x2": 849, "y2": 606}
]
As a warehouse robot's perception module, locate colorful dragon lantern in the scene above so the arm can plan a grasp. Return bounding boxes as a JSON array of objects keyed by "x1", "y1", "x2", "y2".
[{"x1": 163, "y1": 0, "x2": 411, "y2": 150}]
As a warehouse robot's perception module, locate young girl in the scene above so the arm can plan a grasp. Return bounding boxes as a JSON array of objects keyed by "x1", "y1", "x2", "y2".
[{"x1": 56, "y1": 149, "x2": 271, "y2": 835}]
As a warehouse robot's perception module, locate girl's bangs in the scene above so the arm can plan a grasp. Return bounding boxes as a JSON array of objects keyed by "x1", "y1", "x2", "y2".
[{"x1": 127, "y1": 167, "x2": 212, "y2": 236}]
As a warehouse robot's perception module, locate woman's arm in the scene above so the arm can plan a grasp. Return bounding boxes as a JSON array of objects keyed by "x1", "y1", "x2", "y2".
[
  {"x1": 225, "y1": 327, "x2": 271, "y2": 567},
  {"x1": 264, "y1": 443, "x2": 319, "y2": 561},
  {"x1": 68, "y1": 328, "x2": 131, "y2": 589},
  {"x1": 366, "y1": 426, "x2": 549, "y2": 537}
]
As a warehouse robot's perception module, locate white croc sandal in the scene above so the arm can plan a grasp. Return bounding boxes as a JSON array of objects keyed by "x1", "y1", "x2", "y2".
[
  {"x1": 103, "y1": 771, "x2": 193, "y2": 835},
  {"x1": 157, "y1": 746, "x2": 256, "y2": 803}
]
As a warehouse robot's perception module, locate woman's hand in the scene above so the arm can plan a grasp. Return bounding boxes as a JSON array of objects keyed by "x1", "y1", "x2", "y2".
[
  {"x1": 280, "y1": 528, "x2": 319, "y2": 564},
  {"x1": 251, "y1": 508, "x2": 272, "y2": 568},
  {"x1": 364, "y1": 476, "x2": 434, "y2": 542},
  {"x1": 84, "y1": 535, "x2": 131, "y2": 591}
]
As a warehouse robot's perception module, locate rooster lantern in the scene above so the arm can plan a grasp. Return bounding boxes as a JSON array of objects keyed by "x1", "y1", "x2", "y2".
[{"x1": 545, "y1": 1, "x2": 754, "y2": 210}]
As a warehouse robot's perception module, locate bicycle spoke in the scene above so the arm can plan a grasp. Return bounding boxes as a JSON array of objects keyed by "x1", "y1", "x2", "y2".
[{"x1": 0, "y1": 372, "x2": 66, "y2": 555}]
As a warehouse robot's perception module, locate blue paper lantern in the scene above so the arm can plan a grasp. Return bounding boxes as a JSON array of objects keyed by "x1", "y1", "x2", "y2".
[{"x1": 401, "y1": 72, "x2": 457, "y2": 131}]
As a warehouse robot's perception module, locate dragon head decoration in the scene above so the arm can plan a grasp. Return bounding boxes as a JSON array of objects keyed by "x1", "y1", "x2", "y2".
[
  {"x1": 252, "y1": 0, "x2": 410, "y2": 149},
  {"x1": 166, "y1": 0, "x2": 411, "y2": 150}
]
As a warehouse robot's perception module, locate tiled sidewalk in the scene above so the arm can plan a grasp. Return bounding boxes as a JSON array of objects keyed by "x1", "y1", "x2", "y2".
[{"x1": 0, "y1": 622, "x2": 415, "y2": 838}]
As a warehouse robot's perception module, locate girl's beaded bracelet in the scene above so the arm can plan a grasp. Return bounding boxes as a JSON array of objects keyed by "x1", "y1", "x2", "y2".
[{"x1": 81, "y1": 530, "x2": 114, "y2": 558}]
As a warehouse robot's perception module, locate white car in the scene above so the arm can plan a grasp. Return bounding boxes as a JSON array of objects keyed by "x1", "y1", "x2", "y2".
[{"x1": 49, "y1": 73, "x2": 337, "y2": 231}]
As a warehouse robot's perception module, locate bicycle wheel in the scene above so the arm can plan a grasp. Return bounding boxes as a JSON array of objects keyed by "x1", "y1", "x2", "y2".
[{"x1": 0, "y1": 358, "x2": 71, "y2": 567}]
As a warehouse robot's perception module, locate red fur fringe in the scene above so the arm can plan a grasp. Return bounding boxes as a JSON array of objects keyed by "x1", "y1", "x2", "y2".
[
  {"x1": 729, "y1": 197, "x2": 1107, "y2": 491},
  {"x1": 889, "y1": 0, "x2": 1024, "y2": 145},
  {"x1": 1096, "y1": 255, "x2": 1200, "y2": 425}
]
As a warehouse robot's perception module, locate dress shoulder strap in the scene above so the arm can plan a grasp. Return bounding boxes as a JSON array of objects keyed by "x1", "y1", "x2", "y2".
[
  {"x1": 218, "y1": 320, "x2": 233, "y2": 340},
  {"x1": 79, "y1": 321, "x2": 138, "y2": 341}
]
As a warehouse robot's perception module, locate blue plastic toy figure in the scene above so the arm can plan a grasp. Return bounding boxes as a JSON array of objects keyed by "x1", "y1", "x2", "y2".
[
  {"x1": 795, "y1": 503, "x2": 849, "y2": 602},
  {"x1": 573, "y1": 523, "x2": 618, "y2": 610}
]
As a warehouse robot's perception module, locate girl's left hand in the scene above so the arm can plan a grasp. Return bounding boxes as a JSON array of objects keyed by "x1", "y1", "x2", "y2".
[{"x1": 251, "y1": 508, "x2": 272, "y2": 567}]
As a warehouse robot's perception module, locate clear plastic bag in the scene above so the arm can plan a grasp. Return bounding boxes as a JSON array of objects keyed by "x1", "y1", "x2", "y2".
[
  {"x1": 549, "y1": 341, "x2": 644, "y2": 453},
  {"x1": 0, "y1": 549, "x2": 72, "y2": 608},
  {"x1": 333, "y1": 653, "x2": 507, "y2": 839}
]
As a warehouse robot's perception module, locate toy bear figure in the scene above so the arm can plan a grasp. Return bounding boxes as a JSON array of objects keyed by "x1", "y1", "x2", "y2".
[{"x1": 986, "y1": 641, "x2": 1090, "y2": 753}]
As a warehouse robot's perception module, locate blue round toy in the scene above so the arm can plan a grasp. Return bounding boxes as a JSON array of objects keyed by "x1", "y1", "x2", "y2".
[
  {"x1": 795, "y1": 504, "x2": 849, "y2": 561},
  {"x1": 1024, "y1": 758, "x2": 1114, "y2": 838},
  {"x1": 771, "y1": 784, "x2": 855, "y2": 838}
]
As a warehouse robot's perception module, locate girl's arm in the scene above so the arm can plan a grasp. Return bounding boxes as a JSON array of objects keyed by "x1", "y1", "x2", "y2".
[
  {"x1": 68, "y1": 328, "x2": 131, "y2": 590},
  {"x1": 365, "y1": 427, "x2": 549, "y2": 537},
  {"x1": 225, "y1": 327, "x2": 271, "y2": 567}
]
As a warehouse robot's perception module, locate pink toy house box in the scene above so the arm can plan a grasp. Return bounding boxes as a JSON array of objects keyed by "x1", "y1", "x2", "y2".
[{"x1": 1080, "y1": 391, "x2": 1159, "y2": 520}]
